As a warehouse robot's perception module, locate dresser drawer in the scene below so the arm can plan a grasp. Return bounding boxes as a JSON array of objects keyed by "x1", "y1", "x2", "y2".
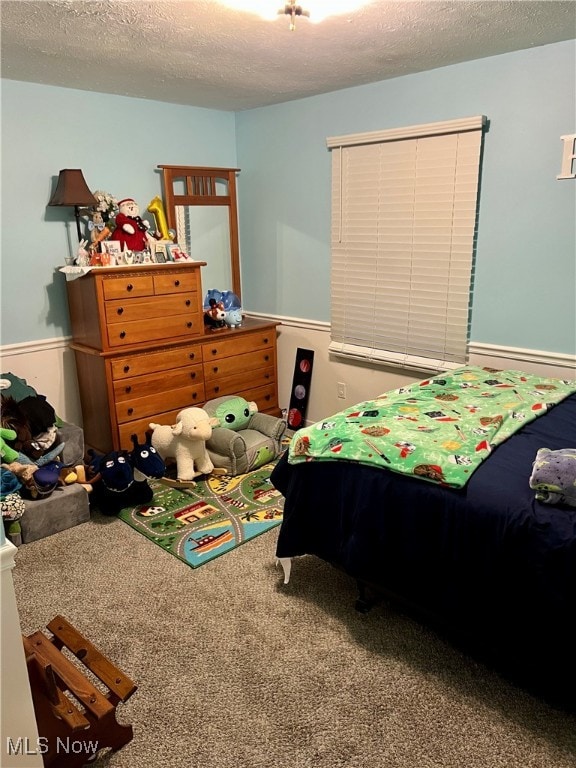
[
  {"x1": 202, "y1": 331, "x2": 274, "y2": 361},
  {"x1": 115, "y1": 383, "x2": 205, "y2": 424},
  {"x1": 105, "y1": 294, "x2": 198, "y2": 324},
  {"x1": 113, "y1": 364, "x2": 202, "y2": 402},
  {"x1": 204, "y1": 348, "x2": 276, "y2": 380},
  {"x1": 102, "y1": 275, "x2": 154, "y2": 300},
  {"x1": 110, "y1": 344, "x2": 202, "y2": 380},
  {"x1": 118, "y1": 408, "x2": 182, "y2": 450},
  {"x1": 154, "y1": 272, "x2": 199, "y2": 295},
  {"x1": 237, "y1": 383, "x2": 278, "y2": 413},
  {"x1": 204, "y1": 366, "x2": 276, "y2": 400},
  {"x1": 106, "y1": 313, "x2": 203, "y2": 348}
]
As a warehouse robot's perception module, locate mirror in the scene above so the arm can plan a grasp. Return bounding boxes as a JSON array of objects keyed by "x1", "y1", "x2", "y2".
[
  {"x1": 158, "y1": 165, "x2": 241, "y2": 301},
  {"x1": 175, "y1": 206, "x2": 231, "y2": 293}
]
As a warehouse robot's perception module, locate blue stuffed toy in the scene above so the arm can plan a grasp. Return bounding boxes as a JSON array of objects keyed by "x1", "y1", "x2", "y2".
[
  {"x1": 204, "y1": 289, "x2": 242, "y2": 328},
  {"x1": 86, "y1": 434, "x2": 165, "y2": 516}
]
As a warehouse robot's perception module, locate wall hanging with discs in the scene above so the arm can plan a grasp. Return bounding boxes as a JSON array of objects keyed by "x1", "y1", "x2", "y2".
[{"x1": 287, "y1": 348, "x2": 314, "y2": 431}]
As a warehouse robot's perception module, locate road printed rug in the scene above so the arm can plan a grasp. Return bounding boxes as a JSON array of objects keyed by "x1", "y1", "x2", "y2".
[{"x1": 118, "y1": 461, "x2": 284, "y2": 569}]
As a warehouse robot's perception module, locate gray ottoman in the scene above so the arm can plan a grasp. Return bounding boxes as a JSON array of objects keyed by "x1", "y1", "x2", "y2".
[
  {"x1": 19, "y1": 421, "x2": 91, "y2": 544},
  {"x1": 20, "y1": 484, "x2": 90, "y2": 543}
]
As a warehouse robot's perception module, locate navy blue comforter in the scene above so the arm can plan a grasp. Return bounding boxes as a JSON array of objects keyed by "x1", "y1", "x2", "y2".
[{"x1": 272, "y1": 393, "x2": 576, "y2": 708}]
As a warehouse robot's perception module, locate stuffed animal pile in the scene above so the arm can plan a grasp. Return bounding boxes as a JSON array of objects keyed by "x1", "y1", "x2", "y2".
[
  {"x1": 1, "y1": 376, "x2": 62, "y2": 463},
  {"x1": 0, "y1": 375, "x2": 169, "y2": 541},
  {"x1": 203, "y1": 289, "x2": 242, "y2": 328},
  {"x1": 1, "y1": 374, "x2": 71, "y2": 542}
]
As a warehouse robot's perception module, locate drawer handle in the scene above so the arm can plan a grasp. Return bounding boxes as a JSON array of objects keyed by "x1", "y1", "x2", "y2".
[
  {"x1": 185, "y1": 299, "x2": 191, "y2": 306},
  {"x1": 127, "y1": 407, "x2": 134, "y2": 415},
  {"x1": 120, "y1": 331, "x2": 126, "y2": 339},
  {"x1": 265, "y1": 395, "x2": 271, "y2": 401},
  {"x1": 126, "y1": 284, "x2": 133, "y2": 292},
  {"x1": 125, "y1": 386, "x2": 132, "y2": 394},
  {"x1": 189, "y1": 353, "x2": 195, "y2": 360},
  {"x1": 192, "y1": 392, "x2": 197, "y2": 400},
  {"x1": 214, "y1": 386, "x2": 220, "y2": 393},
  {"x1": 123, "y1": 365, "x2": 130, "y2": 373},
  {"x1": 174, "y1": 280, "x2": 181, "y2": 287},
  {"x1": 117, "y1": 307, "x2": 124, "y2": 315},
  {"x1": 263, "y1": 337, "x2": 269, "y2": 343},
  {"x1": 213, "y1": 366, "x2": 219, "y2": 374},
  {"x1": 186, "y1": 322, "x2": 192, "y2": 328},
  {"x1": 264, "y1": 355, "x2": 269, "y2": 362},
  {"x1": 190, "y1": 372, "x2": 196, "y2": 380},
  {"x1": 265, "y1": 373, "x2": 270, "y2": 379},
  {"x1": 211, "y1": 348, "x2": 218, "y2": 355}
]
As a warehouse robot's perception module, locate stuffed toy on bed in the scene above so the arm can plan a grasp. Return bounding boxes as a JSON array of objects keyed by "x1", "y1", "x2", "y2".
[{"x1": 529, "y1": 447, "x2": 576, "y2": 507}]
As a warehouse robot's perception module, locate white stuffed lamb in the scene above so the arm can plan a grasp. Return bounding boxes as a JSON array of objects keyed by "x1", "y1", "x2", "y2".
[{"x1": 149, "y1": 407, "x2": 217, "y2": 482}]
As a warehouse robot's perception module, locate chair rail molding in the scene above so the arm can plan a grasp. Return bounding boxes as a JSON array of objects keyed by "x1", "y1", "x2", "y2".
[{"x1": 0, "y1": 336, "x2": 82, "y2": 426}]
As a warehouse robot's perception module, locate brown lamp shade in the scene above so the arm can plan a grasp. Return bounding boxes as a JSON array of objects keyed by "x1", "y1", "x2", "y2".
[
  {"x1": 48, "y1": 169, "x2": 96, "y2": 207},
  {"x1": 48, "y1": 169, "x2": 96, "y2": 242}
]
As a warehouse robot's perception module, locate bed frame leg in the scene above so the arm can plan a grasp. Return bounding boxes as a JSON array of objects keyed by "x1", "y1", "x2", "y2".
[
  {"x1": 276, "y1": 557, "x2": 292, "y2": 584},
  {"x1": 355, "y1": 580, "x2": 380, "y2": 613}
]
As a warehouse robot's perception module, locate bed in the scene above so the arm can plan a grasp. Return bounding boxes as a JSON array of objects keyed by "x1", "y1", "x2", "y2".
[{"x1": 271, "y1": 366, "x2": 576, "y2": 709}]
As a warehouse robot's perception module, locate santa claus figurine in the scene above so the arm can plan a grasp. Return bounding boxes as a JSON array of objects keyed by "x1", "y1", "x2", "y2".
[{"x1": 110, "y1": 198, "x2": 154, "y2": 252}]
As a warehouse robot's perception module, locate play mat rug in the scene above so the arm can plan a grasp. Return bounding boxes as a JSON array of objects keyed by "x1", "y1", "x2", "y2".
[{"x1": 118, "y1": 461, "x2": 284, "y2": 569}]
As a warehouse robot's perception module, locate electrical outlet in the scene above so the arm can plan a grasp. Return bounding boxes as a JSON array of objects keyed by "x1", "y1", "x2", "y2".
[{"x1": 337, "y1": 382, "x2": 347, "y2": 399}]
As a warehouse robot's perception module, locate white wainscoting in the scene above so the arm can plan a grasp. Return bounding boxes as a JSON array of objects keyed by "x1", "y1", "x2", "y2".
[
  {"x1": 250, "y1": 312, "x2": 576, "y2": 426},
  {"x1": 2, "y1": 326, "x2": 575, "y2": 429},
  {"x1": 0, "y1": 337, "x2": 83, "y2": 427}
]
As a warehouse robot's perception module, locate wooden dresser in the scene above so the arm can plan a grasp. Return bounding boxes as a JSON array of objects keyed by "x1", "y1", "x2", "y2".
[{"x1": 65, "y1": 263, "x2": 280, "y2": 453}]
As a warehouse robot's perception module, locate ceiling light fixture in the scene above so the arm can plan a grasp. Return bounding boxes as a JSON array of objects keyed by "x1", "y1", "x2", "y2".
[
  {"x1": 219, "y1": 1, "x2": 370, "y2": 29},
  {"x1": 280, "y1": 2, "x2": 309, "y2": 31}
]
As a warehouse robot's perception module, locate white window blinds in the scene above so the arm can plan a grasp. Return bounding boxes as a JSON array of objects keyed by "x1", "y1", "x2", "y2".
[{"x1": 328, "y1": 116, "x2": 486, "y2": 372}]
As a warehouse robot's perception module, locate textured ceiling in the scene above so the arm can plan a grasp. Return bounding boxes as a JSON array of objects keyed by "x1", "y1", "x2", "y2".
[{"x1": 1, "y1": 1, "x2": 575, "y2": 111}]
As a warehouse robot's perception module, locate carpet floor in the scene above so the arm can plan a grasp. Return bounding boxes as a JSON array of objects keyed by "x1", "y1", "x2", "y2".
[{"x1": 10, "y1": 515, "x2": 576, "y2": 768}]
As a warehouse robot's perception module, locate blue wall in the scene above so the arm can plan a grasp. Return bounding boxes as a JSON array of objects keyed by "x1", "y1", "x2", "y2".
[
  {"x1": 1, "y1": 40, "x2": 575, "y2": 354},
  {"x1": 0, "y1": 81, "x2": 237, "y2": 344},
  {"x1": 236, "y1": 40, "x2": 576, "y2": 354}
]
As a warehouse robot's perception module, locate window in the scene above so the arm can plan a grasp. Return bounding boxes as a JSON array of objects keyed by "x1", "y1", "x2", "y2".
[{"x1": 328, "y1": 115, "x2": 486, "y2": 372}]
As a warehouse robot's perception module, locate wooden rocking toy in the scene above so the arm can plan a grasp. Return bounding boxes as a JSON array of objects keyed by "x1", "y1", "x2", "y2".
[{"x1": 22, "y1": 615, "x2": 137, "y2": 767}]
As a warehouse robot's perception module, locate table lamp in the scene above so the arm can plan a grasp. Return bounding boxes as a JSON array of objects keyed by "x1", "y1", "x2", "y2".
[{"x1": 48, "y1": 169, "x2": 97, "y2": 242}]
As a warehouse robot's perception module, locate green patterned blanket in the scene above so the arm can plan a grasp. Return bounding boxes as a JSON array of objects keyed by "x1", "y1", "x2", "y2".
[{"x1": 288, "y1": 366, "x2": 576, "y2": 488}]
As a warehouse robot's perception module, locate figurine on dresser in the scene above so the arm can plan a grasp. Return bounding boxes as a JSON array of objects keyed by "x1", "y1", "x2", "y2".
[
  {"x1": 88, "y1": 209, "x2": 107, "y2": 244},
  {"x1": 76, "y1": 239, "x2": 91, "y2": 267},
  {"x1": 110, "y1": 198, "x2": 155, "y2": 252}
]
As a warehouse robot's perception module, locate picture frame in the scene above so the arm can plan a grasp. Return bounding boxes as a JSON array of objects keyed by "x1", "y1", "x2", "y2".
[
  {"x1": 166, "y1": 242, "x2": 190, "y2": 262},
  {"x1": 154, "y1": 243, "x2": 168, "y2": 263},
  {"x1": 101, "y1": 240, "x2": 122, "y2": 264}
]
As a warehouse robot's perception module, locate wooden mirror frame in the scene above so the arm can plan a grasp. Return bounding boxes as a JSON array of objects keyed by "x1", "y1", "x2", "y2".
[{"x1": 158, "y1": 165, "x2": 242, "y2": 300}]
